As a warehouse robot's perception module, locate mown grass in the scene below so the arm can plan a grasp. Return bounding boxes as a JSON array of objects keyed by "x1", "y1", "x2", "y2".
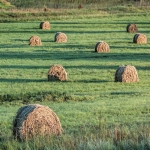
[{"x1": 0, "y1": 10, "x2": 150, "y2": 149}]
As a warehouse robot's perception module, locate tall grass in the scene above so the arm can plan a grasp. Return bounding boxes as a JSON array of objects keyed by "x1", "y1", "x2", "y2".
[
  {"x1": 7, "y1": 0, "x2": 150, "y2": 9},
  {"x1": 1, "y1": 122, "x2": 150, "y2": 149},
  {"x1": 7, "y1": 0, "x2": 124, "y2": 8}
]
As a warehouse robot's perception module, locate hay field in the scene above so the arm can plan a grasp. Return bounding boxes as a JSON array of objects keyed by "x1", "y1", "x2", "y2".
[{"x1": 0, "y1": 13, "x2": 150, "y2": 149}]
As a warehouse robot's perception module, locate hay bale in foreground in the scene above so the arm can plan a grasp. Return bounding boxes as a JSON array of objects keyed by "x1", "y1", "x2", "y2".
[
  {"x1": 13, "y1": 104, "x2": 62, "y2": 140},
  {"x1": 133, "y1": 33, "x2": 147, "y2": 44},
  {"x1": 95, "y1": 41, "x2": 110, "y2": 53},
  {"x1": 115, "y1": 65, "x2": 139, "y2": 82},
  {"x1": 126, "y1": 24, "x2": 138, "y2": 33},
  {"x1": 54, "y1": 32, "x2": 67, "y2": 42},
  {"x1": 29, "y1": 35, "x2": 42, "y2": 46},
  {"x1": 48, "y1": 64, "x2": 67, "y2": 81},
  {"x1": 40, "y1": 21, "x2": 50, "y2": 30}
]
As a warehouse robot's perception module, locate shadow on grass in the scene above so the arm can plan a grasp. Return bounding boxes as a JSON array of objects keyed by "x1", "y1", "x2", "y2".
[
  {"x1": 0, "y1": 44, "x2": 28, "y2": 48},
  {"x1": 74, "y1": 79, "x2": 109, "y2": 83},
  {"x1": 0, "y1": 78, "x2": 109, "y2": 83},
  {"x1": 0, "y1": 65, "x2": 117, "y2": 70},
  {"x1": 0, "y1": 50, "x2": 150, "y2": 63},
  {"x1": 0, "y1": 29, "x2": 125, "y2": 34},
  {"x1": 110, "y1": 91, "x2": 140, "y2": 95},
  {"x1": 0, "y1": 78, "x2": 46, "y2": 83}
]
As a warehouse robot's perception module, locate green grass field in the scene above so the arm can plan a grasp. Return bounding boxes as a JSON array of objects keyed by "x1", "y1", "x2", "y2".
[{"x1": 0, "y1": 11, "x2": 150, "y2": 149}]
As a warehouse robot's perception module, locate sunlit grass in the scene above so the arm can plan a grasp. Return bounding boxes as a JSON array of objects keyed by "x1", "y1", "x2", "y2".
[{"x1": 0, "y1": 11, "x2": 150, "y2": 149}]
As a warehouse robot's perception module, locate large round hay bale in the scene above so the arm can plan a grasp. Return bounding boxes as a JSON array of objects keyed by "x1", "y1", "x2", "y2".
[
  {"x1": 29, "y1": 35, "x2": 42, "y2": 46},
  {"x1": 95, "y1": 41, "x2": 110, "y2": 53},
  {"x1": 133, "y1": 33, "x2": 147, "y2": 44},
  {"x1": 48, "y1": 64, "x2": 67, "y2": 81},
  {"x1": 126, "y1": 24, "x2": 138, "y2": 33},
  {"x1": 54, "y1": 32, "x2": 67, "y2": 42},
  {"x1": 115, "y1": 65, "x2": 139, "y2": 82},
  {"x1": 40, "y1": 21, "x2": 50, "y2": 30},
  {"x1": 13, "y1": 104, "x2": 62, "y2": 140}
]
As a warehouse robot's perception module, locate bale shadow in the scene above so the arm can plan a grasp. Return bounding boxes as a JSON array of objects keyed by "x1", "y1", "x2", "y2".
[
  {"x1": 74, "y1": 79, "x2": 109, "y2": 83},
  {"x1": 0, "y1": 78, "x2": 46, "y2": 83},
  {"x1": 0, "y1": 50, "x2": 149, "y2": 62},
  {"x1": 110, "y1": 91, "x2": 140, "y2": 95},
  {"x1": 0, "y1": 65, "x2": 49, "y2": 69}
]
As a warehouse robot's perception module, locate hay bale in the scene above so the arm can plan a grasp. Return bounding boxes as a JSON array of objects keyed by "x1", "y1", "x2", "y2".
[
  {"x1": 115, "y1": 65, "x2": 139, "y2": 82},
  {"x1": 48, "y1": 64, "x2": 67, "y2": 81},
  {"x1": 133, "y1": 33, "x2": 147, "y2": 44},
  {"x1": 78, "y1": 4, "x2": 83, "y2": 9},
  {"x1": 54, "y1": 32, "x2": 67, "y2": 42},
  {"x1": 95, "y1": 41, "x2": 110, "y2": 53},
  {"x1": 126, "y1": 24, "x2": 138, "y2": 33},
  {"x1": 40, "y1": 21, "x2": 50, "y2": 30},
  {"x1": 29, "y1": 35, "x2": 42, "y2": 46},
  {"x1": 13, "y1": 104, "x2": 62, "y2": 140}
]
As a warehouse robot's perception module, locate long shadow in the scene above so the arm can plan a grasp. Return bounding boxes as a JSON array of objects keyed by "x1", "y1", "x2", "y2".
[
  {"x1": 0, "y1": 50, "x2": 150, "y2": 62},
  {"x1": 110, "y1": 91, "x2": 140, "y2": 95},
  {"x1": 0, "y1": 44, "x2": 28, "y2": 48},
  {"x1": 55, "y1": 30, "x2": 124, "y2": 34},
  {"x1": 0, "y1": 65, "x2": 49, "y2": 69},
  {"x1": 74, "y1": 79, "x2": 109, "y2": 83},
  {"x1": 0, "y1": 64, "x2": 118, "y2": 70},
  {"x1": 111, "y1": 45, "x2": 150, "y2": 49},
  {"x1": 0, "y1": 30, "x2": 53, "y2": 34},
  {"x1": 65, "y1": 65, "x2": 118, "y2": 70},
  {"x1": 0, "y1": 78, "x2": 46, "y2": 83},
  {"x1": 0, "y1": 78, "x2": 109, "y2": 83},
  {"x1": 0, "y1": 64, "x2": 149, "y2": 70},
  {"x1": 0, "y1": 41, "x2": 149, "y2": 49},
  {"x1": 0, "y1": 29, "x2": 124, "y2": 34},
  {"x1": 136, "y1": 66, "x2": 150, "y2": 70}
]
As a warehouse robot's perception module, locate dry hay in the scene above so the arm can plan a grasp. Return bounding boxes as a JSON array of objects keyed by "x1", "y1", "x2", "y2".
[
  {"x1": 13, "y1": 104, "x2": 62, "y2": 140},
  {"x1": 78, "y1": 4, "x2": 83, "y2": 9},
  {"x1": 126, "y1": 24, "x2": 138, "y2": 33},
  {"x1": 133, "y1": 33, "x2": 147, "y2": 44},
  {"x1": 95, "y1": 41, "x2": 110, "y2": 53},
  {"x1": 54, "y1": 32, "x2": 67, "y2": 42},
  {"x1": 48, "y1": 64, "x2": 67, "y2": 81},
  {"x1": 115, "y1": 65, "x2": 139, "y2": 82},
  {"x1": 40, "y1": 21, "x2": 50, "y2": 30},
  {"x1": 29, "y1": 35, "x2": 42, "y2": 46}
]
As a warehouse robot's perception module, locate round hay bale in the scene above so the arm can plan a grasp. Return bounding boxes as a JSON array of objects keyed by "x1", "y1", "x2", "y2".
[
  {"x1": 13, "y1": 104, "x2": 62, "y2": 140},
  {"x1": 115, "y1": 65, "x2": 139, "y2": 82},
  {"x1": 48, "y1": 64, "x2": 67, "y2": 81},
  {"x1": 40, "y1": 21, "x2": 50, "y2": 30},
  {"x1": 78, "y1": 4, "x2": 83, "y2": 9},
  {"x1": 133, "y1": 33, "x2": 147, "y2": 44},
  {"x1": 126, "y1": 24, "x2": 138, "y2": 33},
  {"x1": 54, "y1": 32, "x2": 67, "y2": 42},
  {"x1": 29, "y1": 35, "x2": 42, "y2": 46},
  {"x1": 95, "y1": 41, "x2": 110, "y2": 53}
]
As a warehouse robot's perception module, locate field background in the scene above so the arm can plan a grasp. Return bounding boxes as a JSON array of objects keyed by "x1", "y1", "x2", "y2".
[{"x1": 0, "y1": 0, "x2": 150, "y2": 149}]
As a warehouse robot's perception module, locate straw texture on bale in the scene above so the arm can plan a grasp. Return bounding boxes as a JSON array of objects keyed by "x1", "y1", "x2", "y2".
[
  {"x1": 48, "y1": 64, "x2": 67, "y2": 81},
  {"x1": 40, "y1": 21, "x2": 50, "y2": 30},
  {"x1": 13, "y1": 104, "x2": 62, "y2": 140},
  {"x1": 95, "y1": 41, "x2": 110, "y2": 53},
  {"x1": 115, "y1": 65, "x2": 139, "y2": 82},
  {"x1": 133, "y1": 33, "x2": 147, "y2": 44},
  {"x1": 29, "y1": 36, "x2": 42, "y2": 46},
  {"x1": 126, "y1": 24, "x2": 138, "y2": 33},
  {"x1": 54, "y1": 32, "x2": 67, "y2": 42}
]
